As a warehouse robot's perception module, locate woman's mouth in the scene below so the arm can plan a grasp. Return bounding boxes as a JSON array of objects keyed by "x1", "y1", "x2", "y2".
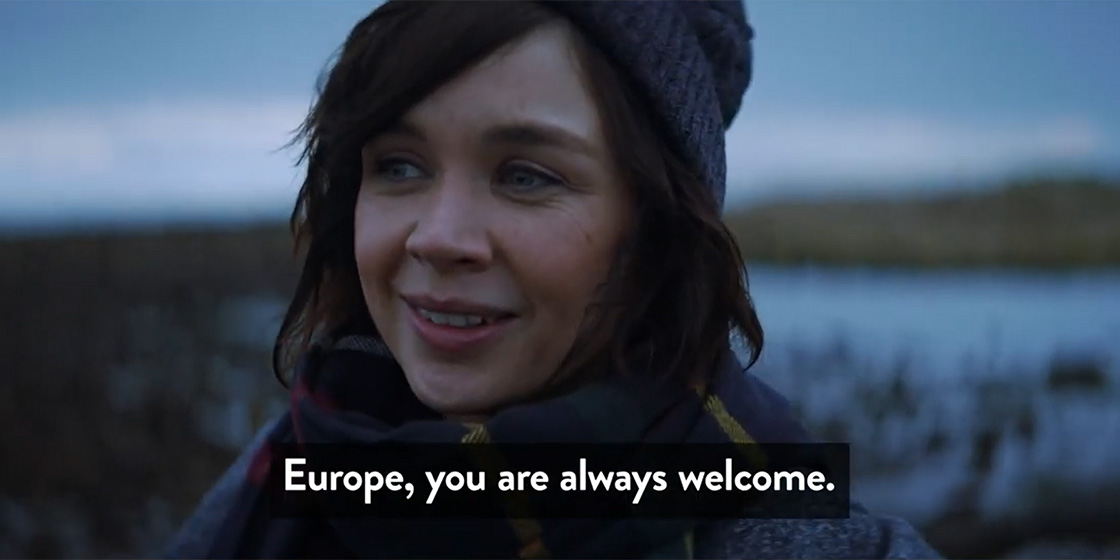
[
  {"x1": 402, "y1": 295, "x2": 518, "y2": 354},
  {"x1": 415, "y1": 308, "x2": 506, "y2": 328}
]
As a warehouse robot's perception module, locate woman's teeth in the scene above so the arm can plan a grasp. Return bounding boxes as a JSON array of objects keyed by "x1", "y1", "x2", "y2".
[{"x1": 417, "y1": 308, "x2": 490, "y2": 328}]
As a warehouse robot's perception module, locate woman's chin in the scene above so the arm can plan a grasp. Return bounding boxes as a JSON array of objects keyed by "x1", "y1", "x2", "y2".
[{"x1": 403, "y1": 364, "x2": 510, "y2": 419}]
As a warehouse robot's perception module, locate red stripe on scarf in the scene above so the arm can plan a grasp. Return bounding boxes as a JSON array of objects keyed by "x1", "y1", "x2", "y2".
[
  {"x1": 290, "y1": 374, "x2": 340, "y2": 445},
  {"x1": 248, "y1": 441, "x2": 273, "y2": 487}
]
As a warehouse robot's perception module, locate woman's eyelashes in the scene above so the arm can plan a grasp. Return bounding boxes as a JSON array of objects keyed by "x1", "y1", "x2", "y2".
[
  {"x1": 494, "y1": 162, "x2": 566, "y2": 196},
  {"x1": 365, "y1": 153, "x2": 569, "y2": 197},
  {"x1": 371, "y1": 155, "x2": 427, "y2": 182}
]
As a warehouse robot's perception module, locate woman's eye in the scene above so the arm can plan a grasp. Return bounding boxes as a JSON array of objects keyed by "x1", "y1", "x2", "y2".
[
  {"x1": 373, "y1": 158, "x2": 424, "y2": 181},
  {"x1": 497, "y1": 164, "x2": 563, "y2": 193}
]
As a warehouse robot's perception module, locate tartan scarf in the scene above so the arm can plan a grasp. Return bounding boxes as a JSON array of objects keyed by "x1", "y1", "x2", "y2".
[{"x1": 202, "y1": 332, "x2": 807, "y2": 559}]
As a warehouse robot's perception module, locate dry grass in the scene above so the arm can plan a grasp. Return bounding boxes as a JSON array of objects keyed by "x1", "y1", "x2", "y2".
[
  {"x1": 0, "y1": 224, "x2": 297, "y2": 557},
  {"x1": 726, "y1": 176, "x2": 1120, "y2": 268}
]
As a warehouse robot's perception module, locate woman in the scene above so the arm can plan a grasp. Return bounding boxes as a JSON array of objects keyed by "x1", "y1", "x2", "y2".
[{"x1": 168, "y1": 1, "x2": 940, "y2": 558}]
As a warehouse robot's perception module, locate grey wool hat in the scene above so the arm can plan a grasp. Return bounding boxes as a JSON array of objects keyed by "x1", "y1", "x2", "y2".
[{"x1": 547, "y1": 0, "x2": 754, "y2": 211}]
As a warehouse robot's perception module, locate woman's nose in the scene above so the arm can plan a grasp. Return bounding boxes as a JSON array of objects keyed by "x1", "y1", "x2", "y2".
[{"x1": 404, "y1": 176, "x2": 493, "y2": 273}]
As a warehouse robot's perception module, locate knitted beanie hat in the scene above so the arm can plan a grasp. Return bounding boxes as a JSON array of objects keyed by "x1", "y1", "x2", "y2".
[{"x1": 547, "y1": 0, "x2": 754, "y2": 211}]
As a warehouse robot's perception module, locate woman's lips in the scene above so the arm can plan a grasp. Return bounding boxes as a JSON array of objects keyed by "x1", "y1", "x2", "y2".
[{"x1": 404, "y1": 301, "x2": 517, "y2": 355}]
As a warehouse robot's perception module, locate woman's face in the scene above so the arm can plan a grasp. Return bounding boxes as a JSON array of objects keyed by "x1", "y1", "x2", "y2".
[{"x1": 354, "y1": 24, "x2": 633, "y2": 419}]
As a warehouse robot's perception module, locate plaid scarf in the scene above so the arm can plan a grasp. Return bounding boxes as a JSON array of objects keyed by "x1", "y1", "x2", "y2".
[{"x1": 201, "y1": 333, "x2": 810, "y2": 559}]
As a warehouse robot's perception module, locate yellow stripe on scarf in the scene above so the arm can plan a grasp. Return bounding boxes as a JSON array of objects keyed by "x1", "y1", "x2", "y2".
[
  {"x1": 461, "y1": 424, "x2": 550, "y2": 559},
  {"x1": 461, "y1": 423, "x2": 490, "y2": 443},
  {"x1": 693, "y1": 386, "x2": 768, "y2": 470}
]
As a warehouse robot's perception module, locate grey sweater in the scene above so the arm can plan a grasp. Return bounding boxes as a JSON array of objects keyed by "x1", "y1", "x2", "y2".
[{"x1": 166, "y1": 418, "x2": 942, "y2": 559}]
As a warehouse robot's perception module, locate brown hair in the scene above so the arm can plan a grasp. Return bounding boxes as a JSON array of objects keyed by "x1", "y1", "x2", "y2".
[{"x1": 273, "y1": 0, "x2": 763, "y2": 393}]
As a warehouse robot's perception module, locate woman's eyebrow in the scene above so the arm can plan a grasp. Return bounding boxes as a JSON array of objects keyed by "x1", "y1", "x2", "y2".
[
  {"x1": 481, "y1": 123, "x2": 596, "y2": 156},
  {"x1": 374, "y1": 121, "x2": 427, "y2": 142}
]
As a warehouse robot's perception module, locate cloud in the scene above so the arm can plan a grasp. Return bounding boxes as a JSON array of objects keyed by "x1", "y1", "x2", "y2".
[
  {"x1": 0, "y1": 114, "x2": 116, "y2": 177},
  {"x1": 724, "y1": 110, "x2": 1110, "y2": 199},
  {"x1": 0, "y1": 99, "x2": 1112, "y2": 224},
  {"x1": 0, "y1": 99, "x2": 309, "y2": 223}
]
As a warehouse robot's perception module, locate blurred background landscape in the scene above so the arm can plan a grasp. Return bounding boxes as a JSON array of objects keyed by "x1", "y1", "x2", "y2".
[{"x1": 2, "y1": 1, "x2": 1119, "y2": 558}]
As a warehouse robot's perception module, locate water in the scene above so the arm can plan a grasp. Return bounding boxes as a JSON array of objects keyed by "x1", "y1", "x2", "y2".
[
  {"x1": 746, "y1": 265, "x2": 1120, "y2": 382},
  {"x1": 737, "y1": 265, "x2": 1120, "y2": 525}
]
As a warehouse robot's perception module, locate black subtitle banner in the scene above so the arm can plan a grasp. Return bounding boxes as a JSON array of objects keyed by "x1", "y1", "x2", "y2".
[{"x1": 267, "y1": 443, "x2": 850, "y2": 519}]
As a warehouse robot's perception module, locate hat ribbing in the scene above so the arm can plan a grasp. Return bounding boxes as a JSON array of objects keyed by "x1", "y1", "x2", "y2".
[{"x1": 547, "y1": 1, "x2": 754, "y2": 210}]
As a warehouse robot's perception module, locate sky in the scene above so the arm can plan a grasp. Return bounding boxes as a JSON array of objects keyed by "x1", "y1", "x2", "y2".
[{"x1": 1, "y1": 0, "x2": 1118, "y2": 228}]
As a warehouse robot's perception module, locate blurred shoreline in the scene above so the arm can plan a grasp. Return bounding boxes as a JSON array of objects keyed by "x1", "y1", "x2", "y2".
[
  {"x1": 6, "y1": 175, "x2": 1119, "y2": 270},
  {"x1": 726, "y1": 176, "x2": 1120, "y2": 269}
]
